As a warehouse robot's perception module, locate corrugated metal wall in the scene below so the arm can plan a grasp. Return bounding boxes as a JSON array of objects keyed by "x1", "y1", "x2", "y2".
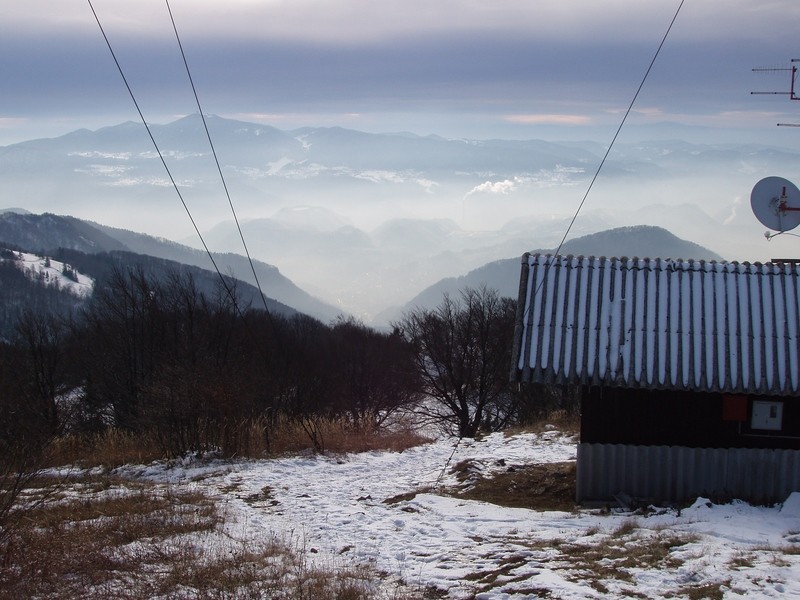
[
  {"x1": 512, "y1": 254, "x2": 800, "y2": 396},
  {"x1": 577, "y1": 443, "x2": 800, "y2": 504}
]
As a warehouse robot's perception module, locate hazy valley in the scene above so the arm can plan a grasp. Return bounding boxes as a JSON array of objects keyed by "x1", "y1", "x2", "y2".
[{"x1": 1, "y1": 114, "x2": 797, "y2": 321}]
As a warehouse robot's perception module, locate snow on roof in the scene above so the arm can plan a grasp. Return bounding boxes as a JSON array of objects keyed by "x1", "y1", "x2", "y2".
[{"x1": 511, "y1": 254, "x2": 800, "y2": 395}]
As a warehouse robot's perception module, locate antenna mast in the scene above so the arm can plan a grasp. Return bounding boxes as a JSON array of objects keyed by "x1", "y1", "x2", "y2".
[
  {"x1": 752, "y1": 59, "x2": 800, "y2": 126},
  {"x1": 749, "y1": 63, "x2": 800, "y2": 255}
]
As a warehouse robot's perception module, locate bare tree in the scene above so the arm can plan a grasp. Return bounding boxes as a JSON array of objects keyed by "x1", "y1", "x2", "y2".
[
  {"x1": 396, "y1": 287, "x2": 517, "y2": 438},
  {"x1": 328, "y1": 317, "x2": 420, "y2": 428},
  {"x1": 79, "y1": 266, "x2": 165, "y2": 431},
  {"x1": 0, "y1": 340, "x2": 56, "y2": 549}
]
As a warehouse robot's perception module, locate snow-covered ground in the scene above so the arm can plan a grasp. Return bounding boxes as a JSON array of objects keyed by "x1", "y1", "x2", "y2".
[
  {"x1": 17, "y1": 251, "x2": 93, "y2": 297},
  {"x1": 123, "y1": 430, "x2": 800, "y2": 599}
]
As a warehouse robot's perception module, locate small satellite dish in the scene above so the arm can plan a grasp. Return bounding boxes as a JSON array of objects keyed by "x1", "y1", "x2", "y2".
[{"x1": 751, "y1": 176, "x2": 800, "y2": 232}]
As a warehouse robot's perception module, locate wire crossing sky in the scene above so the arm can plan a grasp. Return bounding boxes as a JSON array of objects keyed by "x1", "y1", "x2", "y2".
[
  {"x1": 2, "y1": 0, "x2": 799, "y2": 145},
  {"x1": 4, "y1": 0, "x2": 800, "y2": 293}
]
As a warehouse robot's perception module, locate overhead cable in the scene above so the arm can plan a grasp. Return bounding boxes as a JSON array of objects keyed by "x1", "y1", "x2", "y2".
[
  {"x1": 542, "y1": 0, "x2": 686, "y2": 278},
  {"x1": 531, "y1": 0, "x2": 685, "y2": 308},
  {"x1": 87, "y1": 0, "x2": 248, "y2": 320},
  {"x1": 165, "y1": 0, "x2": 274, "y2": 320}
]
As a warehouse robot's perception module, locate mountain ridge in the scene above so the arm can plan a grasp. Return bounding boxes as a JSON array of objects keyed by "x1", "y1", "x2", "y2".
[
  {"x1": 0, "y1": 211, "x2": 343, "y2": 322},
  {"x1": 2, "y1": 114, "x2": 796, "y2": 317},
  {"x1": 376, "y1": 225, "x2": 724, "y2": 325}
]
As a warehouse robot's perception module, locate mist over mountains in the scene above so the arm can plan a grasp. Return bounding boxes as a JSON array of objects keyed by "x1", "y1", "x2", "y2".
[
  {"x1": 1, "y1": 114, "x2": 796, "y2": 320},
  {"x1": 0, "y1": 211, "x2": 341, "y2": 322},
  {"x1": 378, "y1": 225, "x2": 722, "y2": 324},
  {"x1": 0, "y1": 209, "x2": 723, "y2": 331}
]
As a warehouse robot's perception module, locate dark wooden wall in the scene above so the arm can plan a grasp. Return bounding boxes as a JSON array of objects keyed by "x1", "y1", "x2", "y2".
[{"x1": 580, "y1": 386, "x2": 800, "y2": 450}]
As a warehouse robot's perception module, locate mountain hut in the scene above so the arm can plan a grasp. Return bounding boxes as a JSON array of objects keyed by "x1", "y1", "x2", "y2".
[{"x1": 510, "y1": 253, "x2": 800, "y2": 505}]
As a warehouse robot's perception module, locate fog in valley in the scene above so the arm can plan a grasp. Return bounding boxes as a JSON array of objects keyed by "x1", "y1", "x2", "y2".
[
  {"x1": 2, "y1": 115, "x2": 799, "y2": 321},
  {"x1": 3, "y1": 1, "x2": 800, "y2": 320}
]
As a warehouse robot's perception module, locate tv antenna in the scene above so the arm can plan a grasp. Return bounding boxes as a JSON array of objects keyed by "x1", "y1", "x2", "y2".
[
  {"x1": 751, "y1": 176, "x2": 800, "y2": 239},
  {"x1": 752, "y1": 59, "x2": 800, "y2": 126}
]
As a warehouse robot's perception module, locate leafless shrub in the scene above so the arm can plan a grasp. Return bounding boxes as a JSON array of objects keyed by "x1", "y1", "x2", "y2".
[{"x1": 396, "y1": 287, "x2": 519, "y2": 438}]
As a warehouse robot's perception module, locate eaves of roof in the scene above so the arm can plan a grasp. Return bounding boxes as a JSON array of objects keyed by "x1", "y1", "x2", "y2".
[{"x1": 511, "y1": 254, "x2": 800, "y2": 396}]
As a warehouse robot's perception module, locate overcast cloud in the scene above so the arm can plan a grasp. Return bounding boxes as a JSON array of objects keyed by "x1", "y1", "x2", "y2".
[
  {"x1": 3, "y1": 1, "x2": 800, "y2": 312},
  {"x1": 2, "y1": 0, "x2": 799, "y2": 143}
]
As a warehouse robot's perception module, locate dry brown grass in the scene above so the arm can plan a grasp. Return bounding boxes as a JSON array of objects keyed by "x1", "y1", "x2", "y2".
[
  {"x1": 45, "y1": 429, "x2": 166, "y2": 468},
  {"x1": 266, "y1": 414, "x2": 431, "y2": 456},
  {"x1": 565, "y1": 526, "x2": 702, "y2": 594},
  {"x1": 444, "y1": 446, "x2": 712, "y2": 597},
  {"x1": 0, "y1": 415, "x2": 433, "y2": 598},
  {"x1": 452, "y1": 461, "x2": 577, "y2": 512},
  {"x1": 0, "y1": 473, "x2": 406, "y2": 600},
  {"x1": 503, "y1": 412, "x2": 581, "y2": 438},
  {"x1": 1, "y1": 476, "x2": 219, "y2": 598},
  {"x1": 463, "y1": 525, "x2": 702, "y2": 598},
  {"x1": 676, "y1": 581, "x2": 730, "y2": 600},
  {"x1": 43, "y1": 415, "x2": 432, "y2": 469},
  {"x1": 39, "y1": 418, "x2": 430, "y2": 470}
]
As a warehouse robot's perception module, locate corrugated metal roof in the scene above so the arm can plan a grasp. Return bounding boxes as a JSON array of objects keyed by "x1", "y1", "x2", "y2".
[{"x1": 511, "y1": 254, "x2": 800, "y2": 395}]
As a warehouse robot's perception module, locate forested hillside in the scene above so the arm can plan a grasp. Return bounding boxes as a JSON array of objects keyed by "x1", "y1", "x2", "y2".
[
  {"x1": 0, "y1": 248, "x2": 88, "y2": 340},
  {"x1": 0, "y1": 243, "x2": 302, "y2": 340},
  {"x1": 0, "y1": 211, "x2": 343, "y2": 322}
]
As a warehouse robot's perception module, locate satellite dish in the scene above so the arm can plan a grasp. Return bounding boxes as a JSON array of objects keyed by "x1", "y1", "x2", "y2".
[{"x1": 751, "y1": 176, "x2": 800, "y2": 232}]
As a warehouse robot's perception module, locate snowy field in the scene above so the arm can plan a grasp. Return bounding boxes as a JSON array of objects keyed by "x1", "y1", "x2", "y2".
[
  {"x1": 120, "y1": 430, "x2": 800, "y2": 599},
  {"x1": 18, "y1": 252, "x2": 93, "y2": 297}
]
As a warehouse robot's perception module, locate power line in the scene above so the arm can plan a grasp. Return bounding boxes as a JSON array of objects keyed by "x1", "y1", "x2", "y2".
[
  {"x1": 549, "y1": 0, "x2": 686, "y2": 261},
  {"x1": 86, "y1": 0, "x2": 247, "y2": 321},
  {"x1": 164, "y1": 0, "x2": 274, "y2": 320},
  {"x1": 533, "y1": 0, "x2": 686, "y2": 299}
]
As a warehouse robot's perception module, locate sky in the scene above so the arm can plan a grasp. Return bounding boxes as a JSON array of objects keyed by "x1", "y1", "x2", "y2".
[{"x1": 2, "y1": 0, "x2": 800, "y2": 145}]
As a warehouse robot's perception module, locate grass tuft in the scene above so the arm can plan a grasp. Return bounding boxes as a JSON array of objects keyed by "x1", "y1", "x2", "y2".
[{"x1": 0, "y1": 473, "x2": 404, "y2": 599}]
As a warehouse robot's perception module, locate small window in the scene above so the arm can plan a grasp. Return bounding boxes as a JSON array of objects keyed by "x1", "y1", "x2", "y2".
[{"x1": 751, "y1": 400, "x2": 783, "y2": 431}]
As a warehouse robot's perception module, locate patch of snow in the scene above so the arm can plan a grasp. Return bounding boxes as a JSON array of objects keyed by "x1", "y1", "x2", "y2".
[
  {"x1": 68, "y1": 151, "x2": 133, "y2": 160},
  {"x1": 115, "y1": 430, "x2": 800, "y2": 598},
  {"x1": 353, "y1": 169, "x2": 406, "y2": 183},
  {"x1": 74, "y1": 164, "x2": 132, "y2": 177},
  {"x1": 16, "y1": 252, "x2": 93, "y2": 298},
  {"x1": 781, "y1": 491, "x2": 800, "y2": 517},
  {"x1": 266, "y1": 157, "x2": 294, "y2": 174},
  {"x1": 416, "y1": 177, "x2": 439, "y2": 193},
  {"x1": 107, "y1": 177, "x2": 175, "y2": 187}
]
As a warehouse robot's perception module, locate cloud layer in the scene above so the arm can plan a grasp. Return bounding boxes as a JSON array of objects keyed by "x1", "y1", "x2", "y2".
[{"x1": 1, "y1": 0, "x2": 799, "y2": 143}]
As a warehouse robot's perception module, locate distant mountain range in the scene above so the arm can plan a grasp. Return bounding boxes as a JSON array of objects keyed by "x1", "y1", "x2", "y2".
[
  {"x1": 0, "y1": 208, "x2": 723, "y2": 331},
  {"x1": 0, "y1": 114, "x2": 605, "y2": 235},
  {"x1": 4, "y1": 115, "x2": 796, "y2": 235},
  {"x1": 2, "y1": 115, "x2": 796, "y2": 318}
]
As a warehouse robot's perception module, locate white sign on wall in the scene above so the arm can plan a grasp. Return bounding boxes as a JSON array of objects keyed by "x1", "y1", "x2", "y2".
[{"x1": 751, "y1": 400, "x2": 783, "y2": 431}]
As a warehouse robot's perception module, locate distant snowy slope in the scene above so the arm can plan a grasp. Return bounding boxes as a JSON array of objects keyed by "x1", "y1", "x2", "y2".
[
  {"x1": 0, "y1": 211, "x2": 343, "y2": 322},
  {"x1": 16, "y1": 252, "x2": 93, "y2": 298}
]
